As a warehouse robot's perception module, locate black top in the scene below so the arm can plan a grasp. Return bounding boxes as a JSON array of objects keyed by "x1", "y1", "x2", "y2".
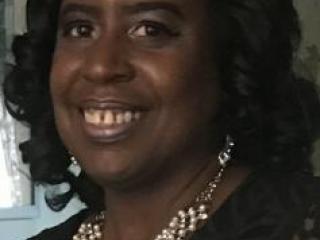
[{"x1": 27, "y1": 170, "x2": 320, "y2": 240}]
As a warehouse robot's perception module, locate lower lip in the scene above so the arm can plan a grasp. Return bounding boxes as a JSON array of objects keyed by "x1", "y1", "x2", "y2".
[{"x1": 80, "y1": 115, "x2": 143, "y2": 143}]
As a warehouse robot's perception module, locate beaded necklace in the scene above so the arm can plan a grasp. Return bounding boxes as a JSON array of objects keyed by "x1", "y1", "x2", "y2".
[{"x1": 72, "y1": 136, "x2": 234, "y2": 240}]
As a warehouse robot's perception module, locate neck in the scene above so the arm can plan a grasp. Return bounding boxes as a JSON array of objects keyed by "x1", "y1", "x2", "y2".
[{"x1": 101, "y1": 153, "x2": 221, "y2": 240}]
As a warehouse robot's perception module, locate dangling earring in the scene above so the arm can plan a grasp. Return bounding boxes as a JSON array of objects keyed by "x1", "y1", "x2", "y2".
[
  {"x1": 218, "y1": 135, "x2": 235, "y2": 167},
  {"x1": 70, "y1": 155, "x2": 78, "y2": 165},
  {"x1": 68, "y1": 154, "x2": 82, "y2": 177}
]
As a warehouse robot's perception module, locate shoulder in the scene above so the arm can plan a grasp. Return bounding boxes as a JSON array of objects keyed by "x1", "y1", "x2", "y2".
[
  {"x1": 194, "y1": 170, "x2": 320, "y2": 240},
  {"x1": 27, "y1": 209, "x2": 91, "y2": 240},
  {"x1": 242, "y1": 170, "x2": 320, "y2": 207}
]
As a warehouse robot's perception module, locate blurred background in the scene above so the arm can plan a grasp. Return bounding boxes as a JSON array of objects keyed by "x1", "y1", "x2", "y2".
[{"x1": 0, "y1": 0, "x2": 319, "y2": 239}]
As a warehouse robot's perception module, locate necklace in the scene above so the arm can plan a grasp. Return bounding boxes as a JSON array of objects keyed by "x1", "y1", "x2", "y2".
[
  {"x1": 72, "y1": 136, "x2": 234, "y2": 240},
  {"x1": 72, "y1": 166, "x2": 227, "y2": 240}
]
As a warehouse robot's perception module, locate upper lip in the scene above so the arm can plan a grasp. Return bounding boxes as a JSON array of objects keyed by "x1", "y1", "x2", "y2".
[{"x1": 79, "y1": 98, "x2": 150, "y2": 112}]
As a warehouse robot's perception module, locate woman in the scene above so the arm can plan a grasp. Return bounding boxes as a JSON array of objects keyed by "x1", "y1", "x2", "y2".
[{"x1": 3, "y1": 0, "x2": 320, "y2": 239}]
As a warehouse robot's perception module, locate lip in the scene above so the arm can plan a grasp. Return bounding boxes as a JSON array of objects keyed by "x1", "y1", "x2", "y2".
[
  {"x1": 78, "y1": 98, "x2": 149, "y2": 143},
  {"x1": 80, "y1": 99, "x2": 149, "y2": 112},
  {"x1": 80, "y1": 119, "x2": 141, "y2": 143}
]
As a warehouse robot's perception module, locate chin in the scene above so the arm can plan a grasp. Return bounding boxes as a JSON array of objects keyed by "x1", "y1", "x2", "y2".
[{"x1": 79, "y1": 151, "x2": 147, "y2": 188}]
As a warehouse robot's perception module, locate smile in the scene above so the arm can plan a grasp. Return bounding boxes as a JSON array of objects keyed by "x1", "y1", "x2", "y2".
[
  {"x1": 79, "y1": 101, "x2": 148, "y2": 143},
  {"x1": 84, "y1": 109, "x2": 141, "y2": 126}
]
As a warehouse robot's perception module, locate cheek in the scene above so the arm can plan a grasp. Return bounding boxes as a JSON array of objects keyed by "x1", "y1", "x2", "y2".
[
  {"x1": 50, "y1": 52, "x2": 66, "y2": 98},
  {"x1": 49, "y1": 52, "x2": 79, "y2": 143},
  {"x1": 136, "y1": 50, "x2": 220, "y2": 111},
  {"x1": 135, "y1": 50, "x2": 221, "y2": 150},
  {"x1": 49, "y1": 50, "x2": 82, "y2": 100}
]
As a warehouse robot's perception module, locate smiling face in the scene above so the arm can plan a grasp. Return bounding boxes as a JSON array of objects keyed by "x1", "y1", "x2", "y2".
[{"x1": 50, "y1": 0, "x2": 221, "y2": 188}]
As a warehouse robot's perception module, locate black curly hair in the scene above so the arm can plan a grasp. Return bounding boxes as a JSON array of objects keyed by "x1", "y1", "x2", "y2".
[{"x1": 3, "y1": 0, "x2": 320, "y2": 211}]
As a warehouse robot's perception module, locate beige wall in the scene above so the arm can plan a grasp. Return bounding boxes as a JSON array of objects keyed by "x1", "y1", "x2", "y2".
[
  {"x1": 13, "y1": 0, "x2": 26, "y2": 34},
  {"x1": 295, "y1": 0, "x2": 320, "y2": 85},
  {"x1": 294, "y1": 0, "x2": 320, "y2": 173}
]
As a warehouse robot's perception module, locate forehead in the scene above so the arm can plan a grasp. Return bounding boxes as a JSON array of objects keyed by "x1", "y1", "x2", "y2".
[
  {"x1": 60, "y1": 0, "x2": 203, "y2": 6},
  {"x1": 60, "y1": 0, "x2": 209, "y2": 15}
]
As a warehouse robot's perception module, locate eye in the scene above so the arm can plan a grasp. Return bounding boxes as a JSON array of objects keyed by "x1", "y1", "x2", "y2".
[
  {"x1": 128, "y1": 21, "x2": 178, "y2": 38},
  {"x1": 62, "y1": 21, "x2": 96, "y2": 39}
]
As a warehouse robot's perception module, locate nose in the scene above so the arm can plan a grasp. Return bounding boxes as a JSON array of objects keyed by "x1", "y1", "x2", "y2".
[{"x1": 81, "y1": 34, "x2": 134, "y2": 84}]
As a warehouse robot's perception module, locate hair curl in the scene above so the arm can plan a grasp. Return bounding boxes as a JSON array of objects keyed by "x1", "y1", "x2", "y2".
[{"x1": 3, "y1": 0, "x2": 320, "y2": 211}]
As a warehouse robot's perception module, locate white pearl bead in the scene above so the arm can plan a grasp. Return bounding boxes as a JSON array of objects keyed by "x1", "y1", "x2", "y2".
[
  {"x1": 162, "y1": 229, "x2": 169, "y2": 235},
  {"x1": 93, "y1": 224, "x2": 100, "y2": 231},
  {"x1": 178, "y1": 210, "x2": 186, "y2": 218},
  {"x1": 178, "y1": 229, "x2": 186, "y2": 237},
  {"x1": 73, "y1": 235, "x2": 80, "y2": 240},
  {"x1": 199, "y1": 213, "x2": 208, "y2": 220},
  {"x1": 95, "y1": 232, "x2": 102, "y2": 239},
  {"x1": 188, "y1": 208, "x2": 196, "y2": 216},
  {"x1": 188, "y1": 224, "x2": 196, "y2": 231},
  {"x1": 179, "y1": 223, "x2": 186, "y2": 228},
  {"x1": 199, "y1": 204, "x2": 206, "y2": 212},
  {"x1": 169, "y1": 221, "x2": 178, "y2": 228},
  {"x1": 190, "y1": 217, "x2": 198, "y2": 223}
]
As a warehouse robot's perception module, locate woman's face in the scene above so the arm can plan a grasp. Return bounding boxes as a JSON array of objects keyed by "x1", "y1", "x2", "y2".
[{"x1": 50, "y1": 0, "x2": 221, "y2": 186}]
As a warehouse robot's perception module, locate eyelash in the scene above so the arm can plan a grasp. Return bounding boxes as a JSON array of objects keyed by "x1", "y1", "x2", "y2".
[
  {"x1": 128, "y1": 21, "x2": 179, "y2": 38},
  {"x1": 62, "y1": 20, "x2": 96, "y2": 38},
  {"x1": 60, "y1": 20, "x2": 180, "y2": 41}
]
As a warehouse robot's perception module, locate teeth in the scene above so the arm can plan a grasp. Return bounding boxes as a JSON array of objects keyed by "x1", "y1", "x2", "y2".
[
  {"x1": 84, "y1": 109, "x2": 100, "y2": 124},
  {"x1": 104, "y1": 110, "x2": 113, "y2": 125},
  {"x1": 116, "y1": 113, "x2": 124, "y2": 124},
  {"x1": 84, "y1": 109, "x2": 141, "y2": 126},
  {"x1": 134, "y1": 112, "x2": 141, "y2": 120},
  {"x1": 124, "y1": 111, "x2": 132, "y2": 123}
]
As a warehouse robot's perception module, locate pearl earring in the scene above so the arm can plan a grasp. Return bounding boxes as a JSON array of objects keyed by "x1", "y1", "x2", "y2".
[{"x1": 68, "y1": 155, "x2": 82, "y2": 177}]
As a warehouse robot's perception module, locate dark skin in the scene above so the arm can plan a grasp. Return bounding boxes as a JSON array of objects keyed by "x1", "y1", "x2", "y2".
[{"x1": 50, "y1": 0, "x2": 250, "y2": 239}]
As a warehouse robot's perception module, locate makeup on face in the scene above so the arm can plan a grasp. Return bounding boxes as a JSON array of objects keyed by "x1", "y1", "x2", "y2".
[{"x1": 50, "y1": 0, "x2": 220, "y2": 186}]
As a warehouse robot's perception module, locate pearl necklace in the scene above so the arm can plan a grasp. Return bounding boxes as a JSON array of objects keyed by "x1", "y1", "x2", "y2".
[
  {"x1": 73, "y1": 166, "x2": 228, "y2": 240},
  {"x1": 72, "y1": 136, "x2": 234, "y2": 240}
]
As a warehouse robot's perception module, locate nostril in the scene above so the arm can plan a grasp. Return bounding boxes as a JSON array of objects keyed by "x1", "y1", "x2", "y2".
[{"x1": 81, "y1": 57, "x2": 134, "y2": 84}]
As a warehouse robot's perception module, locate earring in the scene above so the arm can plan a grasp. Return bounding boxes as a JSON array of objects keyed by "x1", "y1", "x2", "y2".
[
  {"x1": 68, "y1": 154, "x2": 82, "y2": 177},
  {"x1": 218, "y1": 135, "x2": 235, "y2": 167},
  {"x1": 70, "y1": 155, "x2": 78, "y2": 165}
]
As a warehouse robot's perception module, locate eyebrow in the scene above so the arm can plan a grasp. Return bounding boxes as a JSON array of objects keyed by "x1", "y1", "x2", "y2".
[
  {"x1": 123, "y1": 2, "x2": 183, "y2": 18},
  {"x1": 59, "y1": 1, "x2": 183, "y2": 19},
  {"x1": 60, "y1": 3, "x2": 102, "y2": 17}
]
